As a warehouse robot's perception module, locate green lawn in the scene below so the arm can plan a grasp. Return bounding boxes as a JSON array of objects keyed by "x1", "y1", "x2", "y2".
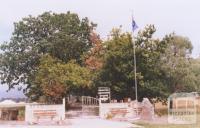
[
  {"x1": 135, "y1": 122, "x2": 199, "y2": 128},
  {"x1": 134, "y1": 115, "x2": 200, "y2": 128}
]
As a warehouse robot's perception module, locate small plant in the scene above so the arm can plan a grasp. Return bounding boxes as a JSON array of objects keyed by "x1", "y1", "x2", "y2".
[
  {"x1": 18, "y1": 109, "x2": 25, "y2": 121},
  {"x1": 106, "y1": 113, "x2": 114, "y2": 120},
  {"x1": 155, "y1": 108, "x2": 168, "y2": 116}
]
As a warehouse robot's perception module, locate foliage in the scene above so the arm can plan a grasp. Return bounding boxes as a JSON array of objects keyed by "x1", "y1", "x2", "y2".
[
  {"x1": 18, "y1": 109, "x2": 25, "y2": 120},
  {"x1": 0, "y1": 11, "x2": 96, "y2": 90},
  {"x1": 134, "y1": 25, "x2": 170, "y2": 101},
  {"x1": 185, "y1": 58, "x2": 200, "y2": 92},
  {"x1": 95, "y1": 26, "x2": 170, "y2": 101},
  {"x1": 160, "y1": 35, "x2": 194, "y2": 93},
  {"x1": 94, "y1": 28, "x2": 136, "y2": 100},
  {"x1": 95, "y1": 25, "x2": 198, "y2": 102},
  {"x1": 0, "y1": 11, "x2": 200, "y2": 103},
  {"x1": 84, "y1": 32, "x2": 104, "y2": 70},
  {"x1": 106, "y1": 113, "x2": 114, "y2": 120},
  {"x1": 26, "y1": 55, "x2": 91, "y2": 103}
]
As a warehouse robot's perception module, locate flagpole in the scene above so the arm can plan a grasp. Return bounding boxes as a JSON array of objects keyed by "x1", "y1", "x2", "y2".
[
  {"x1": 131, "y1": 15, "x2": 139, "y2": 117},
  {"x1": 132, "y1": 34, "x2": 138, "y2": 102},
  {"x1": 131, "y1": 16, "x2": 138, "y2": 102}
]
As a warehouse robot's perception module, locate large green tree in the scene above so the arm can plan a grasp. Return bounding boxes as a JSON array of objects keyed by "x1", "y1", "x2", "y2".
[
  {"x1": 0, "y1": 11, "x2": 96, "y2": 89},
  {"x1": 134, "y1": 25, "x2": 170, "y2": 101},
  {"x1": 95, "y1": 25, "x2": 197, "y2": 102},
  {"x1": 160, "y1": 35, "x2": 194, "y2": 92},
  {"x1": 188, "y1": 58, "x2": 200, "y2": 92},
  {"x1": 27, "y1": 55, "x2": 91, "y2": 103},
  {"x1": 95, "y1": 26, "x2": 170, "y2": 101}
]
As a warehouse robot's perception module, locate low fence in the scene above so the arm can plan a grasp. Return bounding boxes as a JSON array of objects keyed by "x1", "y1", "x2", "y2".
[
  {"x1": 81, "y1": 96, "x2": 100, "y2": 116},
  {"x1": 82, "y1": 96, "x2": 99, "y2": 107},
  {"x1": 99, "y1": 98, "x2": 155, "y2": 121},
  {"x1": 99, "y1": 102, "x2": 142, "y2": 119},
  {"x1": 25, "y1": 99, "x2": 65, "y2": 124}
]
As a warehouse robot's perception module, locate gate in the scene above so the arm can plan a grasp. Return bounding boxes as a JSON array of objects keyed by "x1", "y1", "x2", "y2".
[{"x1": 81, "y1": 96, "x2": 100, "y2": 116}]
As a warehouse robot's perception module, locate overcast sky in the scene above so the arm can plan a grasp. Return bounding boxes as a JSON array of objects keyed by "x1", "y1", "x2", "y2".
[{"x1": 0, "y1": 0, "x2": 200, "y2": 98}]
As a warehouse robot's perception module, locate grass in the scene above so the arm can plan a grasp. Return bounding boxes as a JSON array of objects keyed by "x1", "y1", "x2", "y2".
[
  {"x1": 134, "y1": 115, "x2": 200, "y2": 128},
  {"x1": 135, "y1": 122, "x2": 199, "y2": 128},
  {"x1": 135, "y1": 99, "x2": 200, "y2": 128}
]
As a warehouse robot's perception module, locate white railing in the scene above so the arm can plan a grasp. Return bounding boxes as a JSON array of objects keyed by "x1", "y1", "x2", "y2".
[{"x1": 82, "y1": 96, "x2": 100, "y2": 107}]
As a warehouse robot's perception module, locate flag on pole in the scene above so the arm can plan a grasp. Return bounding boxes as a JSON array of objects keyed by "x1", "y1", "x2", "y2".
[{"x1": 132, "y1": 18, "x2": 138, "y2": 32}]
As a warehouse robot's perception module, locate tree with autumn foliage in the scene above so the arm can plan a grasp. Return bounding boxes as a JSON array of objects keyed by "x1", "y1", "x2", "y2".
[
  {"x1": 1, "y1": 11, "x2": 200, "y2": 104},
  {"x1": 27, "y1": 55, "x2": 91, "y2": 103},
  {"x1": 84, "y1": 32, "x2": 104, "y2": 70}
]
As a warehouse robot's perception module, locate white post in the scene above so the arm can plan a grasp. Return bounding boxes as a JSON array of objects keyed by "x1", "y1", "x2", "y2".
[
  {"x1": 99, "y1": 98, "x2": 102, "y2": 118},
  {"x1": 63, "y1": 98, "x2": 65, "y2": 108},
  {"x1": 25, "y1": 105, "x2": 31, "y2": 123},
  {"x1": 62, "y1": 98, "x2": 65, "y2": 120}
]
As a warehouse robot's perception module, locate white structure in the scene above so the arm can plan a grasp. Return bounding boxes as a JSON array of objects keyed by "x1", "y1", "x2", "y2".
[
  {"x1": 99, "y1": 101, "x2": 144, "y2": 120},
  {"x1": 0, "y1": 100, "x2": 33, "y2": 120},
  {"x1": 0, "y1": 99, "x2": 65, "y2": 124},
  {"x1": 82, "y1": 96, "x2": 99, "y2": 107},
  {"x1": 99, "y1": 98, "x2": 155, "y2": 121},
  {"x1": 25, "y1": 98, "x2": 65, "y2": 124},
  {"x1": 81, "y1": 96, "x2": 100, "y2": 116},
  {"x1": 168, "y1": 93, "x2": 197, "y2": 124}
]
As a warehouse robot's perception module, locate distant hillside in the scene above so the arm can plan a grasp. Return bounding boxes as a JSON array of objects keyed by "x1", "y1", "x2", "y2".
[{"x1": 0, "y1": 97, "x2": 27, "y2": 102}]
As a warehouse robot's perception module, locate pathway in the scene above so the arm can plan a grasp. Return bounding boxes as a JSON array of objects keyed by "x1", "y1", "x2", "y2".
[{"x1": 0, "y1": 117, "x2": 142, "y2": 128}]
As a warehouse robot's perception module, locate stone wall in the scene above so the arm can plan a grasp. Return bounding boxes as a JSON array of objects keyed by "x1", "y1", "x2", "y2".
[
  {"x1": 25, "y1": 99, "x2": 65, "y2": 124},
  {"x1": 99, "y1": 102, "x2": 141, "y2": 119},
  {"x1": 99, "y1": 98, "x2": 155, "y2": 121}
]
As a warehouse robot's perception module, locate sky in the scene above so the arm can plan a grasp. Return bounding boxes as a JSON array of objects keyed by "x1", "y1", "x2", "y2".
[{"x1": 0, "y1": 0, "x2": 200, "y2": 98}]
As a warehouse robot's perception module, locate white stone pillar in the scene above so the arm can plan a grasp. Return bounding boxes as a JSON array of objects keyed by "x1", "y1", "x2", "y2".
[{"x1": 62, "y1": 98, "x2": 65, "y2": 120}]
